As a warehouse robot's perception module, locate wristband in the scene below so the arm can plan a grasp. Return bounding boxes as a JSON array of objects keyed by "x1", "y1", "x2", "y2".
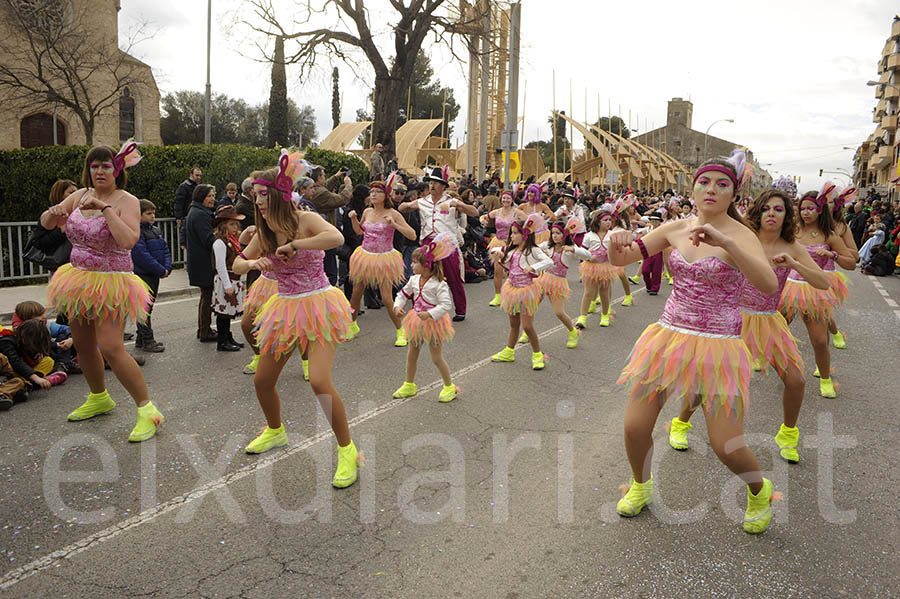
[
  {"x1": 238, "y1": 251, "x2": 247, "y2": 259},
  {"x1": 635, "y1": 238, "x2": 650, "y2": 260},
  {"x1": 101, "y1": 204, "x2": 112, "y2": 212},
  {"x1": 831, "y1": 250, "x2": 838, "y2": 260}
]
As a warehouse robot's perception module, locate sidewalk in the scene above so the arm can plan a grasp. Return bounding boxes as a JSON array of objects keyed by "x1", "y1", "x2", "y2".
[{"x1": 0, "y1": 268, "x2": 196, "y2": 323}]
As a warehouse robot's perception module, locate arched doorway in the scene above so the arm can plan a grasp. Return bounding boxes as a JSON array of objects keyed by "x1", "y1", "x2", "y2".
[
  {"x1": 119, "y1": 87, "x2": 135, "y2": 140},
  {"x1": 20, "y1": 113, "x2": 66, "y2": 148}
]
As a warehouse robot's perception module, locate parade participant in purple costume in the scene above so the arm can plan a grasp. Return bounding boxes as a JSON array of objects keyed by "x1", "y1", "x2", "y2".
[
  {"x1": 536, "y1": 218, "x2": 591, "y2": 348},
  {"x1": 485, "y1": 187, "x2": 527, "y2": 307},
  {"x1": 233, "y1": 151, "x2": 361, "y2": 489},
  {"x1": 608, "y1": 150, "x2": 780, "y2": 534},
  {"x1": 41, "y1": 141, "x2": 163, "y2": 443},
  {"x1": 669, "y1": 190, "x2": 829, "y2": 465}
]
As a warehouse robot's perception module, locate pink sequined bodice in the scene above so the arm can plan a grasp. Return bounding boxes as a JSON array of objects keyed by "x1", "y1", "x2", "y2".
[
  {"x1": 361, "y1": 221, "x2": 395, "y2": 253},
  {"x1": 495, "y1": 214, "x2": 515, "y2": 241},
  {"x1": 66, "y1": 209, "x2": 133, "y2": 272},
  {"x1": 507, "y1": 250, "x2": 537, "y2": 287},
  {"x1": 269, "y1": 248, "x2": 329, "y2": 295},
  {"x1": 740, "y1": 266, "x2": 790, "y2": 313},
  {"x1": 789, "y1": 244, "x2": 828, "y2": 282},
  {"x1": 589, "y1": 243, "x2": 609, "y2": 264},
  {"x1": 658, "y1": 249, "x2": 744, "y2": 336},
  {"x1": 547, "y1": 249, "x2": 568, "y2": 277}
]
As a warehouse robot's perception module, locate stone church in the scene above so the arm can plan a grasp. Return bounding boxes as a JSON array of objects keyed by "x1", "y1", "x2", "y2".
[{"x1": 0, "y1": 0, "x2": 161, "y2": 150}]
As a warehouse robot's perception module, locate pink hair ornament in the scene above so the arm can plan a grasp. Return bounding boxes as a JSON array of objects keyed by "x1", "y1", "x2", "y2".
[
  {"x1": 420, "y1": 232, "x2": 455, "y2": 268},
  {"x1": 253, "y1": 149, "x2": 310, "y2": 202},
  {"x1": 112, "y1": 138, "x2": 142, "y2": 177}
]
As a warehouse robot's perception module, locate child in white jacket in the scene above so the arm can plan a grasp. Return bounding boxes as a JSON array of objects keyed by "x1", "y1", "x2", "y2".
[{"x1": 392, "y1": 234, "x2": 458, "y2": 403}]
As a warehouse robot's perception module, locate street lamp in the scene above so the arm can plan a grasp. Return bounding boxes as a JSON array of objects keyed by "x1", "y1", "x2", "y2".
[
  {"x1": 867, "y1": 80, "x2": 900, "y2": 91},
  {"x1": 704, "y1": 118, "x2": 734, "y2": 162}
]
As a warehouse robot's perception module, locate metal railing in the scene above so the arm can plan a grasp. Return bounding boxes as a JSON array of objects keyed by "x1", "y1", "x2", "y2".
[{"x1": 0, "y1": 217, "x2": 184, "y2": 283}]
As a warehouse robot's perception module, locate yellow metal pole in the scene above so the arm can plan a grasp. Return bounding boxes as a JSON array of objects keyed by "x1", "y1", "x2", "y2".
[{"x1": 553, "y1": 70, "x2": 558, "y2": 176}]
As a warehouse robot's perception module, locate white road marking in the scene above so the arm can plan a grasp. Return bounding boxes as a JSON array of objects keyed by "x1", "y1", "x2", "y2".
[
  {"x1": 866, "y1": 274, "x2": 900, "y2": 318},
  {"x1": 886, "y1": 299, "x2": 898, "y2": 308},
  {"x1": 0, "y1": 289, "x2": 644, "y2": 590}
]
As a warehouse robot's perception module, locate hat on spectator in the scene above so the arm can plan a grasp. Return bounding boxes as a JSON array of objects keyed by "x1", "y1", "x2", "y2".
[{"x1": 213, "y1": 204, "x2": 246, "y2": 226}]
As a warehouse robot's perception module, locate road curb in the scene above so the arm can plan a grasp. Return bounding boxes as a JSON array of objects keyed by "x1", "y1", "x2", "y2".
[{"x1": 0, "y1": 286, "x2": 197, "y2": 323}]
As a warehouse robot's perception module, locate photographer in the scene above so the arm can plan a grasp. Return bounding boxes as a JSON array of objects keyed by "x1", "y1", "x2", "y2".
[{"x1": 308, "y1": 165, "x2": 353, "y2": 284}]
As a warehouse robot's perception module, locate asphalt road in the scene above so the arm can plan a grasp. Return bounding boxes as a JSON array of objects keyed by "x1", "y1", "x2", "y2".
[{"x1": 1, "y1": 265, "x2": 899, "y2": 598}]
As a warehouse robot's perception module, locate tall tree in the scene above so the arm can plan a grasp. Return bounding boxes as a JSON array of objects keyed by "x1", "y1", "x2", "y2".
[
  {"x1": 267, "y1": 35, "x2": 288, "y2": 147},
  {"x1": 403, "y1": 51, "x2": 460, "y2": 140},
  {"x1": 243, "y1": 0, "x2": 490, "y2": 157},
  {"x1": 331, "y1": 67, "x2": 341, "y2": 130},
  {"x1": 594, "y1": 116, "x2": 630, "y2": 139},
  {"x1": 0, "y1": 0, "x2": 149, "y2": 144}
]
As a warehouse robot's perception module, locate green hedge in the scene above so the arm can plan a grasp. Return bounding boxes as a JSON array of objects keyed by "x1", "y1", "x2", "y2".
[{"x1": 0, "y1": 144, "x2": 368, "y2": 221}]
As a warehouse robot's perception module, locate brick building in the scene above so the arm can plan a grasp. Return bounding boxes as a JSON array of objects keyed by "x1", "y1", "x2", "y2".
[
  {"x1": 0, "y1": 0, "x2": 161, "y2": 150},
  {"x1": 634, "y1": 98, "x2": 772, "y2": 195}
]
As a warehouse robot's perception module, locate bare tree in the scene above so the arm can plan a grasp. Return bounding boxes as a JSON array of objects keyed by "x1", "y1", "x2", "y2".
[
  {"x1": 242, "y1": 0, "x2": 490, "y2": 157},
  {"x1": 0, "y1": 0, "x2": 150, "y2": 144}
]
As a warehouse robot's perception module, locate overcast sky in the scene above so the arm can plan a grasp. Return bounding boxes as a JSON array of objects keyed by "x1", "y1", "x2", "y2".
[{"x1": 119, "y1": 0, "x2": 897, "y2": 190}]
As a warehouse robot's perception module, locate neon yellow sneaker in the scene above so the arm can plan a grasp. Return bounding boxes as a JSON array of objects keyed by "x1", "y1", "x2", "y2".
[
  {"x1": 302, "y1": 359, "x2": 309, "y2": 381},
  {"x1": 566, "y1": 328, "x2": 580, "y2": 348},
  {"x1": 774, "y1": 424, "x2": 800, "y2": 464},
  {"x1": 743, "y1": 478, "x2": 774, "y2": 534},
  {"x1": 628, "y1": 274, "x2": 641, "y2": 285},
  {"x1": 518, "y1": 331, "x2": 529, "y2": 344},
  {"x1": 668, "y1": 417, "x2": 691, "y2": 451},
  {"x1": 531, "y1": 351, "x2": 545, "y2": 370},
  {"x1": 243, "y1": 354, "x2": 260, "y2": 374},
  {"x1": 813, "y1": 366, "x2": 820, "y2": 378},
  {"x1": 488, "y1": 293, "x2": 502, "y2": 307},
  {"x1": 575, "y1": 315, "x2": 587, "y2": 329},
  {"x1": 128, "y1": 401, "x2": 164, "y2": 442},
  {"x1": 394, "y1": 328, "x2": 408, "y2": 347},
  {"x1": 621, "y1": 294, "x2": 634, "y2": 307},
  {"x1": 832, "y1": 331, "x2": 847, "y2": 349},
  {"x1": 438, "y1": 384, "x2": 459, "y2": 403},
  {"x1": 67, "y1": 390, "x2": 115, "y2": 421},
  {"x1": 392, "y1": 381, "x2": 418, "y2": 398},
  {"x1": 346, "y1": 320, "x2": 361, "y2": 340},
  {"x1": 599, "y1": 312, "x2": 611, "y2": 327},
  {"x1": 491, "y1": 347, "x2": 515, "y2": 362},
  {"x1": 332, "y1": 440, "x2": 360, "y2": 488},
  {"x1": 820, "y1": 377, "x2": 836, "y2": 398},
  {"x1": 587, "y1": 300, "x2": 597, "y2": 314},
  {"x1": 666, "y1": 273, "x2": 674, "y2": 285},
  {"x1": 752, "y1": 357, "x2": 763, "y2": 372},
  {"x1": 617, "y1": 475, "x2": 653, "y2": 517},
  {"x1": 245, "y1": 424, "x2": 288, "y2": 454}
]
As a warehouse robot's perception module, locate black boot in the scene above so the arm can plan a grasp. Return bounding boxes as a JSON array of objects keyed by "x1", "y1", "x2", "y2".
[
  {"x1": 216, "y1": 317, "x2": 240, "y2": 352},
  {"x1": 228, "y1": 332, "x2": 245, "y2": 348}
]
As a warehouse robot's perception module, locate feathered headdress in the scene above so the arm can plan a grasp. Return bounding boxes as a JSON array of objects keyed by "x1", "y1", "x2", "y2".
[
  {"x1": 835, "y1": 186, "x2": 857, "y2": 209},
  {"x1": 813, "y1": 181, "x2": 837, "y2": 212},
  {"x1": 519, "y1": 213, "x2": 548, "y2": 236},
  {"x1": 420, "y1": 232, "x2": 456, "y2": 268},
  {"x1": 441, "y1": 164, "x2": 450, "y2": 184},
  {"x1": 564, "y1": 215, "x2": 586, "y2": 235},
  {"x1": 693, "y1": 149, "x2": 748, "y2": 191},
  {"x1": 371, "y1": 170, "x2": 399, "y2": 197},
  {"x1": 112, "y1": 138, "x2": 142, "y2": 177},
  {"x1": 254, "y1": 149, "x2": 311, "y2": 202},
  {"x1": 772, "y1": 175, "x2": 797, "y2": 198},
  {"x1": 512, "y1": 182, "x2": 520, "y2": 198}
]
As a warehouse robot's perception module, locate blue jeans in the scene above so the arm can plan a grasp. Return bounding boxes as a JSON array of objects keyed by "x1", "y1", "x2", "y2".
[{"x1": 402, "y1": 245, "x2": 417, "y2": 280}]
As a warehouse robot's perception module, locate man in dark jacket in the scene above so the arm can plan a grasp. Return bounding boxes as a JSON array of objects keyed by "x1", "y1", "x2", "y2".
[
  {"x1": 173, "y1": 167, "x2": 202, "y2": 251},
  {"x1": 849, "y1": 203, "x2": 869, "y2": 250},
  {"x1": 185, "y1": 184, "x2": 217, "y2": 341},
  {"x1": 308, "y1": 166, "x2": 352, "y2": 284},
  {"x1": 235, "y1": 177, "x2": 255, "y2": 230},
  {"x1": 131, "y1": 200, "x2": 172, "y2": 352}
]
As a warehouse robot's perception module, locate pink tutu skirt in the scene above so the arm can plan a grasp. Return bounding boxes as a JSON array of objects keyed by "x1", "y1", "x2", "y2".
[
  {"x1": 244, "y1": 274, "x2": 278, "y2": 314},
  {"x1": 349, "y1": 247, "x2": 405, "y2": 288},
  {"x1": 254, "y1": 286, "x2": 352, "y2": 358},
  {"x1": 579, "y1": 261, "x2": 620, "y2": 284},
  {"x1": 741, "y1": 311, "x2": 803, "y2": 377},
  {"x1": 779, "y1": 279, "x2": 835, "y2": 322},
  {"x1": 618, "y1": 323, "x2": 751, "y2": 417},
  {"x1": 537, "y1": 272, "x2": 570, "y2": 300},
  {"x1": 487, "y1": 236, "x2": 507, "y2": 250},
  {"x1": 827, "y1": 270, "x2": 850, "y2": 306},
  {"x1": 402, "y1": 311, "x2": 455, "y2": 345},
  {"x1": 501, "y1": 280, "x2": 542, "y2": 316},
  {"x1": 47, "y1": 264, "x2": 151, "y2": 324}
]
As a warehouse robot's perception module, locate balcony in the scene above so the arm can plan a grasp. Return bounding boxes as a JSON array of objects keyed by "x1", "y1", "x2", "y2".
[
  {"x1": 889, "y1": 55, "x2": 900, "y2": 71},
  {"x1": 884, "y1": 114, "x2": 899, "y2": 131},
  {"x1": 871, "y1": 145, "x2": 892, "y2": 168},
  {"x1": 884, "y1": 40, "x2": 895, "y2": 58},
  {"x1": 875, "y1": 98, "x2": 888, "y2": 118},
  {"x1": 893, "y1": 19, "x2": 900, "y2": 40},
  {"x1": 886, "y1": 86, "x2": 900, "y2": 101}
]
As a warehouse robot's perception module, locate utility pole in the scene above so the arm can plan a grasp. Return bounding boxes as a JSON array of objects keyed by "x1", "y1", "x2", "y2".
[
  {"x1": 204, "y1": 0, "x2": 212, "y2": 144},
  {"x1": 503, "y1": 2, "x2": 520, "y2": 190}
]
